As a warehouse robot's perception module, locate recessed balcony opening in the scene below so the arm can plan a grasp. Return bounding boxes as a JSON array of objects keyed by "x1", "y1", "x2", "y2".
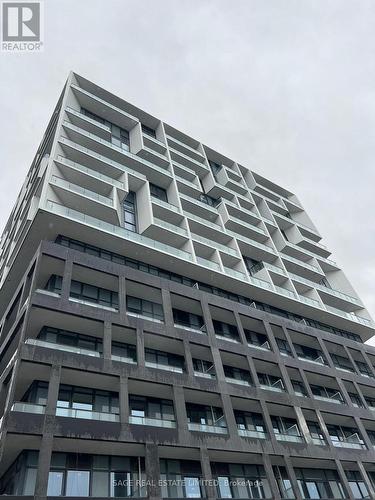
[
  {"x1": 358, "y1": 384, "x2": 375, "y2": 411},
  {"x1": 323, "y1": 413, "x2": 366, "y2": 450},
  {"x1": 325, "y1": 340, "x2": 355, "y2": 373},
  {"x1": 270, "y1": 273, "x2": 297, "y2": 301},
  {"x1": 184, "y1": 389, "x2": 227, "y2": 435},
  {"x1": 210, "y1": 306, "x2": 240, "y2": 344},
  {"x1": 210, "y1": 455, "x2": 272, "y2": 499},
  {"x1": 253, "y1": 359, "x2": 286, "y2": 393},
  {"x1": 240, "y1": 315, "x2": 270, "y2": 352},
  {"x1": 126, "y1": 280, "x2": 164, "y2": 323},
  {"x1": 55, "y1": 368, "x2": 120, "y2": 422},
  {"x1": 305, "y1": 372, "x2": 345, "y2": 405},
  {"x1": 11, "y1": 361, "x2": 51, "y2": 416},
  {"x1": 286, "y1": 367, "x2": 308, "y2": 398},
  {"x1": 220, "y1": 351, "x2": 252, "y2": 387},
  {"x1": 270, "y1": 324, "x2": 293, "y2": 357},
  {"x1": 231, "y1": 397, "x2": 266, "y2": 440},
  {"x1": 144, "y1": 332, "x2": 185, "y2": 374},
  {"x1": 35, "y1": 255, "x2": 65, "y2": 298},
  {"x1": 302, "y1": 409, "x2": 327, "y2": 447},
  {"x1": 348, "y1": 348, "x2": 374, "y2": 378},
  {"x1": 128, "y1": 380, "x2": 175, "y2": 428},
  {"x1": 171, "y1": 294, "x2": 206, "y2": 334},
  {"x1": 190, "y1": 344, "x2": 216, "y2": 380},
  {"x1": 343, "y1": 467, "x2": 370, "y2": 500},
  {"x1": 69, "y1": 264, "x2": 119, "y2": 311},
  {"x1": 159, "y1": 454, "x2": 205, "y2": 499},
  {"x1": 362, "y1": 419, "x2": 375, "y2": 449},
  {"x1": 291, "y1": 457, "x2": 346, "y2": 500},
  {"x1": 193, "y1": 241, "x2": 222, "y2": 273},
  {"x1": 287, "y1": 329, "x2": 328, "y2": 366},
  {"x1": 111, "y1": 325, "x2": 137, "y2": 364},
  {"x1": 267, "y1": 403, "x2": 304, "y2": 444},
  {"x1": 365, "y1": 352, "x2": 375, "y2": 376},
  {"x1": 343, "y1": 381, "x2": 364, "y2": 409},
  {"x1": 271, "y1": 458, "x2": 295, "y2": 500},
  {"x1": 25, "y1": 307, "x2": 104, "y2": 358}
]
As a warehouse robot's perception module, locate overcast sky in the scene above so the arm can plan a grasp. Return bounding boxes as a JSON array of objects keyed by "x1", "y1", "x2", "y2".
[{"x1": 1, "y1": 0, "x2": 374, "y2": 343}]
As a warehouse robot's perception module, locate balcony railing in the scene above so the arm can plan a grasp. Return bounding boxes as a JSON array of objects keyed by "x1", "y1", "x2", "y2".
[
  {"x1": 174, "y1": 322, "x2": 207, "y2": 334},
  {"x1": 274, "y1": 433, "x2": 304, "y2": 443},
  {"x1": 225, "y1": 377, "x2": 251, "y2": 387},
  {"x1": 56, "y1": 407, "x2": 119, "y2": 422},
  {"x1": 129, "y1": 416, "x2": 176, "y2": 428},
  {"x1": 25, "y1": 338, "x2": 101, "y2": 358},
  {"x1": 238, "y1": 428, "x2": 267, "y2": 439},
  {"x1": 188, "y1": 422, "x2": 227, "y2": 434},
  {"x1": 11, "y1": 402, "x2": 46, "y2": 414},
  {"x1": 145, "y1": 361, "x2": 184, "y2": 374},
  {"x1": 50, "y1": 175, "x2": 114, "y2": 206},
  {"x1": 111, "y1": 354, "x2": 137, "y2": 364},
  {"x1": 153, "y1": 217, "x2": 188, "y2": 237}
]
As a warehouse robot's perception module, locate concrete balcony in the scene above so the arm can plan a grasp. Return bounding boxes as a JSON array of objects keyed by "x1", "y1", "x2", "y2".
[
  {"x1": 142, "y1": 132, "x2": 167, "y2": 155},
  {"x1": 65, "y1": 106, "x2": 111, "y2": 141},
  {"x1": 61, "y1": 121, "x2": 173, "y2": 186},
  {"x1": 166, "y1": 134, "x2": 205, "y2": 163},
  {"x1": 25, "y1": 338, "x2": 101, "y2": 358},
  {"x1": 281, "y1": 253, "x2": 324, "y2": 281},
  {"x1": 169, "y1": 146, "x2": 208, "y2": 176},
  {"x1": 215, "y1": 166, "x2": 248, "y2": 195},
  {"x1": 222, "y1": 213, "x2": 269, "y2": 244},
  {"x1": 191, "y1": 233, "x2": 239, "y2": 258},
  {"x1": 11, "y1": 402, "x2": 46, "y2": 414},
  {"x1": 142, "y1": 217, "x2": 189, "y2": 248}
]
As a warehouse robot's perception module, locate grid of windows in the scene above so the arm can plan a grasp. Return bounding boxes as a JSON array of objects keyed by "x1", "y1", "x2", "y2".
[{"x1": 55, "y1": 236, "x2": 363, "y2": 343}]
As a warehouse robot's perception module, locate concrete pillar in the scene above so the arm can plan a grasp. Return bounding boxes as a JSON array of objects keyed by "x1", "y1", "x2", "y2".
[
  {"x1": 284, "y1": 456, "x2": 302, "y2": 500},
  {"x1": 259, "y1": 400, "x2": 278, "y2": 448},
  {"x1": 200, "y1": 447, "x2": 216, "y2": 500},
  {"x1": 233, "y1": 311, "x2": 247, "y2": 345},
  {"x1": 34, "y1": 434, "x2": 54, "y2": 498},
  {"x1": 119, "y1": 375, "x2": 129, "y2": 424},
  {"x1": 145, "y1": 443, "x2": 161, "y2": 500},
  {"x1": 246, "y1": 355, "x2": 259, "y2": 387},
  {"x1": 45, "y1": 364, "x2": 61, "y2": 416},
  {"x1": 161, "y1": 289, "x2": 174, "y2": 328},
  {"x1": 335, "y1": 459, "x2": 355, "y2": 500},
  {"x1": 220, "y1": 393, "x2": 238, "y2": 438},
  {"x1": 294, "y1": 406, "x2": 313, "y2": 445},
  {"x1": 136, "y1": 326, "x2": 145, "y2": 366},
  {"x1": 172, "y1": 385, "x2": 188, "y2": 432},
  {"x1": 60, "y1": 258, "x2": 73, "y2": 301},
  {"x1": 357, "y1": 461, "x2": 375, "y2": 499},
  {"x1": 183, "y1": 339, "x2": 194, "y2": 376},
  {"x1": 103, "y1": 321, "x2": 112, "y2": 360},
  {"x1": 262, "y1": 453, "x2": 281, "y2": 500},
  {"x1": 263, "y1": 321, "x2": 279, "y2": 354},
  {"x1": 118, "y1": 276, "x2": 127, "y2": 318}
]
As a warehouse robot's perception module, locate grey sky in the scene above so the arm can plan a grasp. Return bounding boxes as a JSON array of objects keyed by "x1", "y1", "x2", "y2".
[{"x1": 1, "y1": 0, "x2": 374, "y2": 343}]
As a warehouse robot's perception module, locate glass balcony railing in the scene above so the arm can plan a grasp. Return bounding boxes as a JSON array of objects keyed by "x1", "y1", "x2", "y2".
[
  {"x1": 225, "y1": 377, "x2": 251, "y2": 387},
  {"x1": 55, "y1": 155, "x2": 125, "y2": 189},
  {"x1": 46, "y1": 201, "x2": 193, "y2": 262},
  {"x1": 280, "y1": 253, "x2": 321, "y2": 273},
  {"x1": 145, "y1": 361, "x2": 184, "y2": 374},
  {"x1": 331, "y1": 438, "x2": 365, "y2": 449},
  {"x1": 238, "y1": 428, "x2": 267, "y2": 439},
  {"x1": 69, "y1": 296, "x2": 118, "y2": 312},
  {"x1": 50, "y1": 175, "x2": 114, "y2": 206},
  {"x1": 174, "y1": 322, "x2": 207, "y2": 334},
  {"x1": 223, "y1": 266, "x2": 248, "y2": 281},
  {"x1": 194, "y1": 371, "x2": 216, "y2": 379},
  {"x1": 56, "y1": 407, "x2": 119, "y2": 422},
  {"x1": 274, "y1": 433, "x2": 304, "y2": 443},
  {"x1": 129, "y1": 416, "x2": 176, "y2": 428},
  {"x1": 196, "y1": 256, "x2": 221, "y2": 272},
  {"x1": 274, "y1": 285, "x2": 296, "y2": 299},
  {"x1": 188, "y1": 422, "x2": 227, "y2": 434},
  {"x1": 185, "y1": 211, "x2": 223, "y2": 231},
  {"x1": 111, "y1": 354, "x2": 137, "y2": 364},
  {"x1": 151, "y1": 196, "x2": 182, "y2": 213},
  {"x1": 11, "y1": 402, "x2": 46, "y2": 414},
  {"x1": 191, "y1": 233, "x2": 239, "y2": 257},
  {"x1": 311, "y1": 437, "x2": 326, "y2": 446},
  {"x1": 249, "y1": 276, "x2": 274, "y2": 291},
  {"x1": 325, "y1": 305, "x2": 373, "y2": 327},
  {"x1": 153, "y1": 217, "x2": 188, "y2": 237},
  {"x1": 126, "y1": 311, "x2": 164, "y2": 323},
  {"x1": 298, "y1": 295, "x2": 320, "y2": 307},
  {"x1": 226, "y1": 230, "x2": 277, "y2": 254},
  {"x1": 25, "y1": 338, "x2": 101, "y2": 357}
]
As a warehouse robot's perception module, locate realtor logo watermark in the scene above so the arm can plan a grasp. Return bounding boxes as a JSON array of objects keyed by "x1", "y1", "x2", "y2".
[{"x1": 1, "y1": 1, "x2": 44, "y2": 51}]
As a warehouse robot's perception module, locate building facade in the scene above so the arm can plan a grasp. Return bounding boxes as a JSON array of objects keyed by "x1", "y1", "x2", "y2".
[{"x1": 0, "y1": 72, "x2": 375, "y2": 499}]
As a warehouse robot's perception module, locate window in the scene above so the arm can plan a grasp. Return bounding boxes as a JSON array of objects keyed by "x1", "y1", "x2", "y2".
[
  {"x1": 245, "y1": 329, "x2": 269, "y2": 350},
  {"x1": 129, "y1": 395, "x2": 175, "y2": 423},
  {"x1": 81, "y1": 108, "x2": 107, "y2": 125},
  {"x1": 310, "y1": 385, "x2": 344, "y2": 404},
  {"x1": 356, "y1": 360, "x2": 373, "y2": 378},
  {"x1": 346, "y1": 471, "x2": 369, "y2": 499},
  {"x1": 0, "y1": 451, "x2": 38, "y2": 496},
  {"x1": 126, "y1": 296, "x2": 164, "y2": 321},
  {"x1": 112, "y1": 341, "x2": 137, "y2": 362},
  {"x1": 224, "y1": 366, "x2": 252, "y2": 385},
  {"x1": 273, "y1": 466, "x2": 294, "y2": 499},
  {"x1": 271, "y1": 416, "x2": 302, "y2": 441},
  {"x1": 198, "y1": 193, "x2": 217, "y2": 207},
  {"x1": 149, "y1": 183, "x2": 168, "y2": 203},
  {"x1": 243, "y1": 256, "x2": 261, "y2": 276},
  {"x1": 295, "y1": 468, "x2": 345, "y2": 499},
  {"x1": 145, "y1": 347, "x2": 185, "y2": 371},
  {"x1": 47, "y1": 452, "x2": 146, "y2": 497},
  {"x1": 160, "y1": 459, "x2": 204, "y2": 498},
  {"x1": 294, "y1": 344, "x2": 326, "y2": 364},
  {"x1": 276, "y1": 337, "x2": 292, "y2": 357},
  {"x1": 192, "y1": 359, "x2": 216, "y2": 377},
  {"x1": 186, "y1": 403, "x2": 226, "y2": 428},
  {"x1": 330, "y1": 354, "x2": 354, "y2": 372},
  {"x1": 56, "y1": 385, "x2": 119, "y2": 416},
  {"x1": 326, "y1": 424, "x2": 365, "y2": 448},
  {"x1": 111, "y1": 124, "x2": 130, "y2": 151},
  {"x1": 258, "y1": 372, "x2": 285, "y2": 391},
  {"x1": 70, "y1": 280, "x2": 119, "y2": 309},
  {"x1": 291, "y1": 379, "x2": 307, "y2": 397},
  {"x1": 234, "y1": 410, "x2": 266, "y2": 436},
  {"x1": 123, "y1": 191, "x2": 137, "y2": 232},
  {"x1": 349, "y1": 392, "x2": 364, "y2": 408},
  {"x1": 307, "y1": 421, "x2": 326, "y2": 445},
  {"x1": 213, "y1": 320, "x2": 239, "y2": 342},
  {"x1": 173, "y1": 309, "x2": 205, "y2": 330},
  {"x1": 141, "y1": 124, "x2": 156, "y2": 138},
  {"x1": 212, "y1": 463, "x2": 271, "y2": 499},
  {"x1": 38, "y1": 326, "x2": 103, "y2": 354},
  {"x1": 208, "y1": 160, "x2": 222, "y2": 178},
  {"x1": 45, "y1": 274, "x2": 63, "y2": 294}
]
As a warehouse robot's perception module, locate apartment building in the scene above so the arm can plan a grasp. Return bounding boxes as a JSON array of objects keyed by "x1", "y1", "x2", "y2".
[{"x1": 0, "y1": 72, "x2": 375, "y2": 499}]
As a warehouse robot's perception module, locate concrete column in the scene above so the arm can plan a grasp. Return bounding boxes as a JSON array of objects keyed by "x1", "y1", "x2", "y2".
[
  {"x1": 353, "y1": 416, "x2": 373, "y2": 451},
  {"x1": 262, "y1": 453, "x2": 281, "y2": 500},
  {"x1": 352, "y1": 380, "x2": 367, "y2": 409},
  {"x1": 103, "y1": 321, "x2": 112, "y2": 360},
  {"x1": 343, "y1": 346, "x2": 361, "y2": 376},
  {"x1": 278, "y1": 363, "x2": 294, "y2": 394},
  {"x1": 118, "y1": 276, "x2": 127, "y2": 318},
  {"x1": 199, "y1": 298, "x2": 216, "y2": 346},
  {"x1": 259, "y1": 400, "x2": 278, "y2": 448},
  {"x1": 284, "y1": 456, "x2": 302, "y2": 500},
  {"x1": 281, "y1": 326, "x2": 298, "y2": 358},
  {"x1": 145, "y1": 443, "x2": 161, "y2": 500},
  {"x1": 263, "y1": 322, "x2": 279, "y2": 354},
  {"x1": 316, "y1": 337, "x2": 334, "y2": 369},
  {"x1": 315, "y1": 409, "x2": 334, "y2": 451},
  {"x1": 246, "y1": 355, "x2": 259, "y2": 387},
  {"x1": 210, "y1": 347, "x2": 225, "y2": 380},
  {"x1": 357, "y1": 461, "x2": 375, "y2": 499},
  {"x1": 136, "y1": 326, "x2": 145, "y2": 367},
  {"x1": 361, "y1": 351, "x2": 375, "y2": 378},
  {"x1": 220, "y1": 393, "x2": 238, "y2": 438},
  {"x1": 335, "y1": 459, "x2": 355, "y2": 500},
  {"x1": 161, "y1": 289, "x2": 174, "y2": 328},
  {"x1": 172, "y1": 385, "x2": 188, "y2": 432},
  {"x1": 294, "y1": 407, "x2": 313, "y2": 445},
  {"x1": 34, "y1": 434, "x2": 54, "y2": 499},
  {"x1": 233, "y1": 311, "x2": 247, "y2": 345},
  {"x1": 45, "y1": 364, "x2": 61, "y2": 416},
  {"x1": 183, "y1": 339, "x2": 194, "y2": 376},
  {"x1": 200, "y1": 447, "x2": 216, "y2": 500},
  {"x1": 335, "y1": 377, "x2": 352, "y2": 406},
  {"x1": 298, "y1": 368, "x2": 314, "y2": 398},
  {"x1": 60, "y1": 258, "x2": 73, "y2": 300},
  {"x1": 119, "y1": 375, "x2": 129, "y2": 424}
]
